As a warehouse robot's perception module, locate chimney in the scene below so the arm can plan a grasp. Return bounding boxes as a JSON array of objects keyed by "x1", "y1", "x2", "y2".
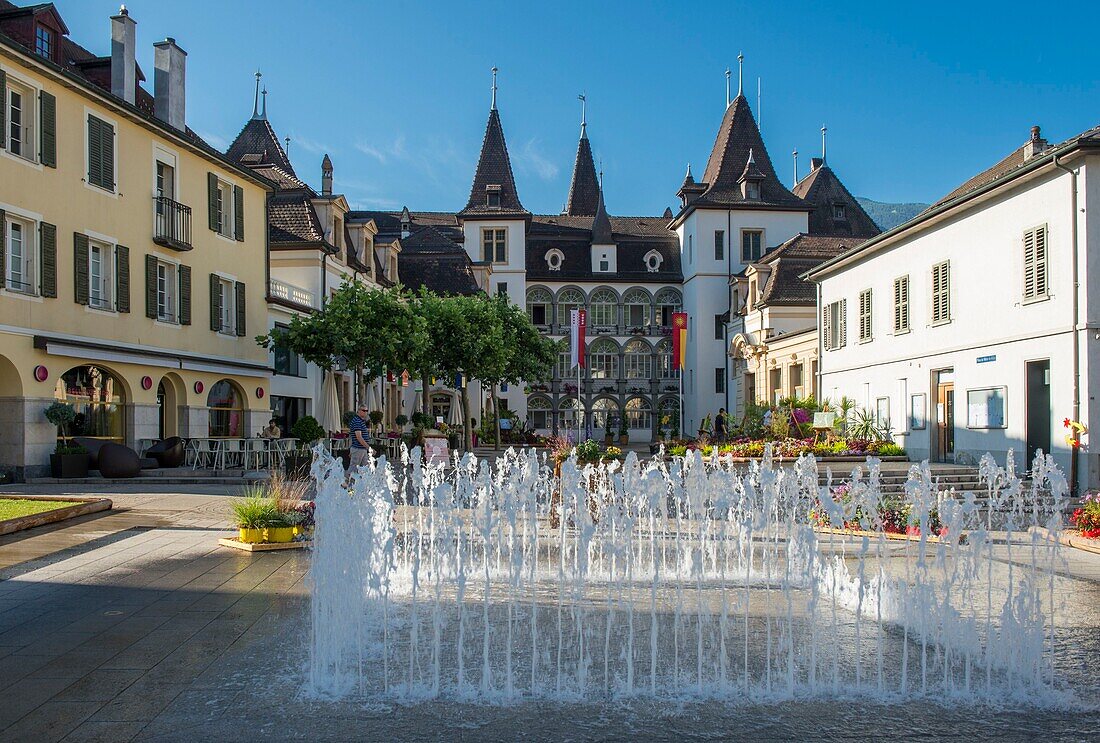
[
  {"x1": 400, "y1": 206, "x2": 411, "y2": 238},
  {"x1": 810, "y1": 157, "x2": 823, "y2": 172},
  {"x1": 152, "y1": 38, "x2": 187, "y2": 131},
  {"x1": 1023, "y1": 125, "x2": 1049, "y2": 160},
  {"x1": 110, "y1": 6, "x2": 137, "y2": 105},
  {"x1": 321, "y1": 154, "x2": 333, "y2": 196}
]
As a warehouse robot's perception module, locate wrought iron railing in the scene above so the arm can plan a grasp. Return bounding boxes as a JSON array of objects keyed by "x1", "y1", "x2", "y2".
[{"x1": 153, "y1": 196, "x2": 193, "y2": 251}]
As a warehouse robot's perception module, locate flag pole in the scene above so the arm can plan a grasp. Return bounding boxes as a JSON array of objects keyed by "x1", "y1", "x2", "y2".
[{"x1": 577, "y1": 360, "x2": 582, "y2": 444}]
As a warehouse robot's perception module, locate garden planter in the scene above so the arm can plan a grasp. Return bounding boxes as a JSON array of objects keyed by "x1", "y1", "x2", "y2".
[
  {"x1": 239, "y1": 527, "x2": 264, "y2": 543},
  {"x1": 267, "y1": 526, "x2": 295, "y2": 543},
  {"x1": 604, "y1": 435, "x2": 614, "y2": 445},
  {"x1": 619, "y1": 435, "x2": 629, "y2": 445},
  {"x1": 50, "y1": 452, "x2": 89, "y2": 479}
]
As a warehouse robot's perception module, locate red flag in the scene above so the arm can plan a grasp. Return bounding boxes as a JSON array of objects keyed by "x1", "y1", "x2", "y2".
[
  {"x1": 570, "y1": 309, "x2": 587, "y2": 369},
  {"x1": 672, "y1": 312, "x2": 688, "y2": 370}
]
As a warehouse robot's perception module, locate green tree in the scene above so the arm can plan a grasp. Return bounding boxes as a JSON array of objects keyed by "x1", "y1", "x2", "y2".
[{"x1": 256, "y1": 281, "x2": 427, "y2": 412}]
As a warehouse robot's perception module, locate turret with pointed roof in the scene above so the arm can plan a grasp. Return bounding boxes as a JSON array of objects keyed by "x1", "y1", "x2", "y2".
[
  {"x1": 685, "y1": 94, "x2": 806, "y2": 212},
  {"x1": 458, "y1": 106, "x2": 528, "y2": 219},
  {"x1": 590, "y1": 184, "x2": 614, "y2": 245},
  {"x1": 792, "y1": 160, "x2": 880, "y2": 238},
  {"x1": 565, "y1": 118, "x2": 600, "y2": 216}
]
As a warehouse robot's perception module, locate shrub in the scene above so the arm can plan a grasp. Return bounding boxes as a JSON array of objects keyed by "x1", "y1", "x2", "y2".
[
  {"x1": 230, "y1": 493, "x2": 280, "y2": 528},
  {"x1": 369, "y1": 410, "x2": 383, "y2": 426},
  {"x1": 575, "y1": 439, "x2": 602, "y2": 463},
  {"x1": 1072, "y1": 492, "x2": 1100, "y2": 538},
  {"x1": 290, "y1": 416, "x2": 326, "y2": 446},
  {"x1": 395, "y1": 414, "x2": 409, "y2": 428},
  {"x1": 44, "y1": 401, "x2": 77, "y2": 450}
]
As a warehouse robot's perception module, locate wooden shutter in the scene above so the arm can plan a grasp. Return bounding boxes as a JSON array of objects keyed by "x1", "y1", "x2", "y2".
[
  {"x1": 145, "y1": 253, "x2": 158, "y2": 318},
  {"x1": 102, "y1": 119, "x2": 114, "y2": 189},
  {"x1": 234, "y1": 280, "x2": 246, "y2": 336},
  {"x1": 87, "y1": 115, "x2": 114, "y2": 189},
  {"x1": 822, "y1": 303, "x2": 833, "y2": 351},
  {"x1": 179, "y1": 264, "x2": 191, "y2": 325},
  {"x1": 859, "y1": 289, "x2": 872, "y2": 341},
  {"x1": 932, "y1": 262, "x2": 949, "y2": 323},
  {"x1": 73, "y1": 232, "x2": 89, "y2": 304},
  {"x1": 0, "y1": 209, "x2": 5, "y2": 284},
  {"x1": 838, "y1": 298, "x2": 847, "y2": 348},
  {"x1": 210, "y1": 272, "x2": 222, "y2": 331},
  {"x1": 893, "y1": 276, "x2": 908, "y2": 332},
  {"x1": 39, "y1": 91, "x2": 56, "y2": 167},
  {"x1": 233, "y1": 185, "x2": 244, "y2": 241},
  {"x1": 39, "y1": 221, "x2": 56, "y2": 297},
  {"x1": 86, "y1": 116, "x2": 100, "y2": 186},
  {"x1": 115, "y1": 245, "x2": 130, "y2": 312},
  {"x1": 1024, "y1": 227, "x2": 1048, "y2": 299},
  {"x1": 0, "y1": 70, "x2": 6, "y2": 150},
  {"x1": 207, "y1": 173, "x2": 219, "y2": 231}
]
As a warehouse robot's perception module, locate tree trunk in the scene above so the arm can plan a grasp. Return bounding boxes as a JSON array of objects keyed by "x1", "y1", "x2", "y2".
[
  {"x1": 461, "y1": 383, "x2": 472, "y2": 452},
  {"x1": 491, "y1": 384, "x2": 501, "y2": 451}
]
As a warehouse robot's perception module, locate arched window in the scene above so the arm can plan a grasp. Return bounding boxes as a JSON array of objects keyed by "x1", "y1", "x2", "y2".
[
  {"x1": 527, "y1": 396, "x2": 552, "y2": 430},
  {"x1": 656, "y1": 288, "x2": 682, "y2": 328},
  {"x1": 558, "y1": 397, "x2": 582, "y2": 431},
  {"x1": 55, "y1": 365, "x2": 125, "y2": 441},
  {"x1": 625, "y1": 397, "x2": 653, "y2": 430},
  {"x1": 658, "y1": 397, "x2": 680, "y2": 433},
  {"x1": 624, "y1": 339, "x2": 653, "y2": 380},
  {"x1": 556, "y1": 288, "x2": 585, "y2": 329},
  {"x1": 657, "y1": 339, "x2": 675, "y2": 379},
  {"x1": 588, "y1": 338, "x2": 619, "y2": 380},
  {"x1": 207, "y1": 379, "x2": 244, "y2": 437},
  {"x1": 591, "y1": 397, "x2": 619, "y2": 432},
  {"x1": 589, "y1": 288, "x2": 618, "y2": 328},
  {"x1": 623, "y1": 288, "x2": 651, "y2": 329},
  {"x1": 526, "y1": 287, "x2": 552, "y2": 327}
]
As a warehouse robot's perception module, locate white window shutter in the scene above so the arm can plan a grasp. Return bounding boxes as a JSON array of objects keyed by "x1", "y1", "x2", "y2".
[{"x1": 839, "y1": 298, "x2": 847, "y2": 347}]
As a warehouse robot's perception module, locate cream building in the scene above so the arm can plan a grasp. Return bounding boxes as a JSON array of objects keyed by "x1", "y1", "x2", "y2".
[{"x1": 0, "y1": 3, "x2": 273, "y2": 479}]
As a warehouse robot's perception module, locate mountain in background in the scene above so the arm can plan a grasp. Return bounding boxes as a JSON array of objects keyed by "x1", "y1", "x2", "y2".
[{"x1": 856, "y1": 197, "x2": 930, "y2": 232}]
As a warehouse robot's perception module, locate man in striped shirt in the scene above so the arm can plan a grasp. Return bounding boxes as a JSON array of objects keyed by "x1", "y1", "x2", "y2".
[{"x1": 349, "y1": 405, "x2": 371, "y2": 468}]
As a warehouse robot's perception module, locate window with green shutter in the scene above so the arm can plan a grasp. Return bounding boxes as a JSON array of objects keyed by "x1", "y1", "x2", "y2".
[
  {"x1": 115, "y1": 245, "x2": 129, "y2": 312},
  {"x1": 39, "y1": 91, "x2": 55, "y2": 167},
  {"x1": 178, "y1": 264, "x2": 192, "y2": 325},
  {"x1": 209, "y1": 272, "x2": 222, "y2": 331},
  {"x1": 145, "y1": 253, "x2": 158, "y2": 318},
  {"x1": 39, "y1": 221, "x2": 56, "y2": 297},
  {"x1": 86, "y1": 115, "x2": 114, "y2": 191},
  {"x1": 0, "y1": 209, "x2": 6, "y2": 285},
  {"x1": 234, "y1": 280, "x2": 246, "y2": 335},
  {"x1": 0, "y1": 70, "x2": 6, "y2": 150},
  {"x1": 233, "y1": 185, "x2": 244, "y2": 241},
  {"x1": 73, "y1": 232, "x2": 89, "y2": 304}
]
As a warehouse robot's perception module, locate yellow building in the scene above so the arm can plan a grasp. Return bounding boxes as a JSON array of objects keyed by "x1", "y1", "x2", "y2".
[{"x1": 0, "y1": 3, "x2": 273, "y2": 479}]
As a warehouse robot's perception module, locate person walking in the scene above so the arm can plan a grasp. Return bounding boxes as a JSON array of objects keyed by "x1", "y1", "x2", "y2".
[
  {"x1": 349, "y1": 404, "x2": 371, "y2": 468},
  {"x1": 714, "y1": 407, "x2": 729, "y2": 441}
]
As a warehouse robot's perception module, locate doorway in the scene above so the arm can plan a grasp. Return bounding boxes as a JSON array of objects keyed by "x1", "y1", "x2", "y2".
[
  {"x1": 157, "y1": 382, "x2": 166, "y2": 439},
  {"x1": 1026, "y1": 360, "x2": 1051, "y2": 464},
  {"x1": 934, "y1": 370, "x2": 954, "y2": 462}
]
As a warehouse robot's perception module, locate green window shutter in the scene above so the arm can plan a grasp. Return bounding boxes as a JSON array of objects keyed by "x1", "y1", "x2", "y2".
[
  {"x1": 207, "y1": 173, "x2": 219, "y2": 231},
  {"x1": 178, "y1": 264, "x2": 192, "y2": 325},
  {"x1": 86, "y1": 116, "x2": 101, "y2": 186},
  {"x1": 233, "y1": 185, "x2": 245, "y2": 241},
  {"x1": 0, "y1": 70, "x2": 6, "y2": 150},
  {"x1": 234, "y1": 281, "x2": 246, "y2": 336},
  {"x1": 209, "y1": 272, "x2": 222, "y2": 331},
  {"x1": 102, "y1": 120, "x2": 115, "y2": 189},
  {"x1": 115, "y1": 245, "x2": 130, "y2": 313},
  {"x1": 145, "y1": 253, "x2": 157, "y2": 318},
  {"x1": 73, "y1": 233, "x2": 89, "y2": 304},
  {"x1": 39, "y1": 222, "x2": 56, "y2": 297},
  {"x1": 39, "y1": 91, "x2": 56, "y2": 167},
  {"x1": 0, "y1": 209, "x2": 6, "y2": 284}
]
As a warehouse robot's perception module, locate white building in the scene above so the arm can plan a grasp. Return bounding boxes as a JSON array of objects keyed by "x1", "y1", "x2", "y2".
[{"x1": 808, "y1": 124, "x2": 1099, "y2": 489}]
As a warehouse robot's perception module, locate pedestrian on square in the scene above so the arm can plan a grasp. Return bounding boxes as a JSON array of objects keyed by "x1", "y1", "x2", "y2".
[
  {"x1": 349, "y1": 404, "x2": 371, "y2": 468},
  {"x1": 715, "y1": 407, "x2": 729, "y2": 441},
  {"x1": 260, "y1": 418, "x2": 281, "y2": 439}
]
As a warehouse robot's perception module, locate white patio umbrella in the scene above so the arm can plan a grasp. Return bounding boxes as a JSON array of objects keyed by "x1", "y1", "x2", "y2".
[
  {"x1": 412, "y1": 388, "x2": 424, "y2": 417},
  {"x1": 448, "y1": 394, "x2": 463, "y2": 426},
  {"x1": 316, "y1": 371, "x2": 341, "y2": 434},
  {"x1": 367, "y1": 382, "x2": 380, "y2": 413}
]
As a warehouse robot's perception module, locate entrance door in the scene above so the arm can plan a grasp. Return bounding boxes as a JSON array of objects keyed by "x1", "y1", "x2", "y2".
[
  {"x1": 936, "y1": 376, "x2": 954, "y2": 462},
  {"x1": 1026, "y1": 360, "x2": 1051, "y2": 463}
]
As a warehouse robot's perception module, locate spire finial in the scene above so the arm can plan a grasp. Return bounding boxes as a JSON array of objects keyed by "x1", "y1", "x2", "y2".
[
  {"x1": 491, "y1": 66, "x2": 498, "y2": 110},
  {"x1": 284, "y1": 136, "x2": 290, "y2": 157},
  {"x1": 251, "y1": 70, "x2": 262, "y2": 119},
  {"x1": 725, "y1": 67, "x2": 731, "y2": 107},
  {"x1": 747, "y1": 147, "x2": 755, "y2": 165},
  {"x1": 792, "y1": 149, "x2": 798, "y2": 187},
  {"x1": 821, "y1": 124, "x2": 828, "y2": 163},
  {"x1": 578, "y1": 93, "x2": 586, "y2": 137},
  {"x1": 737, "y1": 51, "x2": 744, "y2": 96},
  {"x1": 260, "y1": 86, "x2": 267, "y2": 120}
]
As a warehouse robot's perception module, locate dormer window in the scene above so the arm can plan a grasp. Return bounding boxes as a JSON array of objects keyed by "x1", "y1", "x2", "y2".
[
  {"x1": 833, "y1": 204, "x2": 846, "y2": 220},
  {"x1": 35, "y1": 26, "x2": 53, "y2": 59},
  {"x1": 744, "y1": 181, "x2": 761, "y2": 200},
  {"x1": 545, "y1": 249, "x2": 563, "y2": 271},
  {"x1": 643, "y1": 250, "x2": 663, "y2": 273},
  {"x1": 599, "y1": 259, "x2": 609, "y2": 272},
  {"x1": 486, "y1": 185, "x2": 502, "y2": 209}
]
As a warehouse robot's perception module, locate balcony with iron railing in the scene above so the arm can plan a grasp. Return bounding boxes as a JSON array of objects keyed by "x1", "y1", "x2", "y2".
[
  {"x1": 268, "y1": 278, "x2": 317, "y2": 311},
  {"x1": 153, "y1": 196, "x2": 193, "y2": 251}
]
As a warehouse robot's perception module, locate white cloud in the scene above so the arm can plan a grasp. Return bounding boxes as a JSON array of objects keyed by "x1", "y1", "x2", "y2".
[
  {"x1": 515, "y1": 137, "x2": 559, "y2": 181},
  {"x1": 289, "y1": 134, "x2": 331, "y2": 156},
  {"x1": 197, "y1": 130, "x2": 228, "y2": 150},
  {"x1": 355, "y1": 135, "x2": 407, "y2": 164}
]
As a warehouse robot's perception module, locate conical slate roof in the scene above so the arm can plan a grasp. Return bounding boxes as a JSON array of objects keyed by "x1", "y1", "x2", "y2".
[
  {"x1": 590, "y1": 186, "x2": 613, "y2": 245},
  {"x1": 226, "y1": 117, "x2": 295, "y2": 175},
  {"x1": 459, "y1": 108, "x2": 528, "y2": 218},
  {"x1": 696, "y1": 95, "x2": 805, "y2": 209},
  {"x1": 565, "y1": 130, "x2": 600, "y2": 216},
  {"x1": 792, "y1": 164, "x2": 880, "y2": 238}
]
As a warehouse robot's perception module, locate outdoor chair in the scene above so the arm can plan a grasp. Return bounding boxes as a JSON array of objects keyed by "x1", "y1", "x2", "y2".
[
  {"x1": 97, "y1": 442, "x2": 142, "y2": 478},
  {"x1": 145, "y1": 437, "x2": 185, "y2": 468}
]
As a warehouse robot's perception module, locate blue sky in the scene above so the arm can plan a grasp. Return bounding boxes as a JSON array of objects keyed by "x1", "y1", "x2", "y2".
[{"x1": 64, "y1": 1, "x2": 1098, "y2": 214}]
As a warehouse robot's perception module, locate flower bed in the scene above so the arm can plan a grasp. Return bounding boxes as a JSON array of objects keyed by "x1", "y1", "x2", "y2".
[
  {"x1": 810, "y1": 484, "x2": 947, "y2": 538},
  {"x1": 1071, "y1": 492, "x2": 1100, "y2": 539},
  {"x1": 666, "y1": 437, "x2": 906, "y2": 460}
]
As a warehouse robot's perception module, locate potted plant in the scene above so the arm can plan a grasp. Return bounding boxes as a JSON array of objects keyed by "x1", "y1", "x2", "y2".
[
  {"x1": 368, "y1": 410, "x2": 383, "y2": 431},
  {"x1": 44, "y1": 401, "x2": 88, "y2": 478},
  {"x1": 618, "y1": 416, "x2": 629, "y2": 445},
  {"x1": 285, "y1": 415, "x2": 325, "y2": 479},
  {"x1": 231, "y1": 492, "x2": 277, "y2": 544}
]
